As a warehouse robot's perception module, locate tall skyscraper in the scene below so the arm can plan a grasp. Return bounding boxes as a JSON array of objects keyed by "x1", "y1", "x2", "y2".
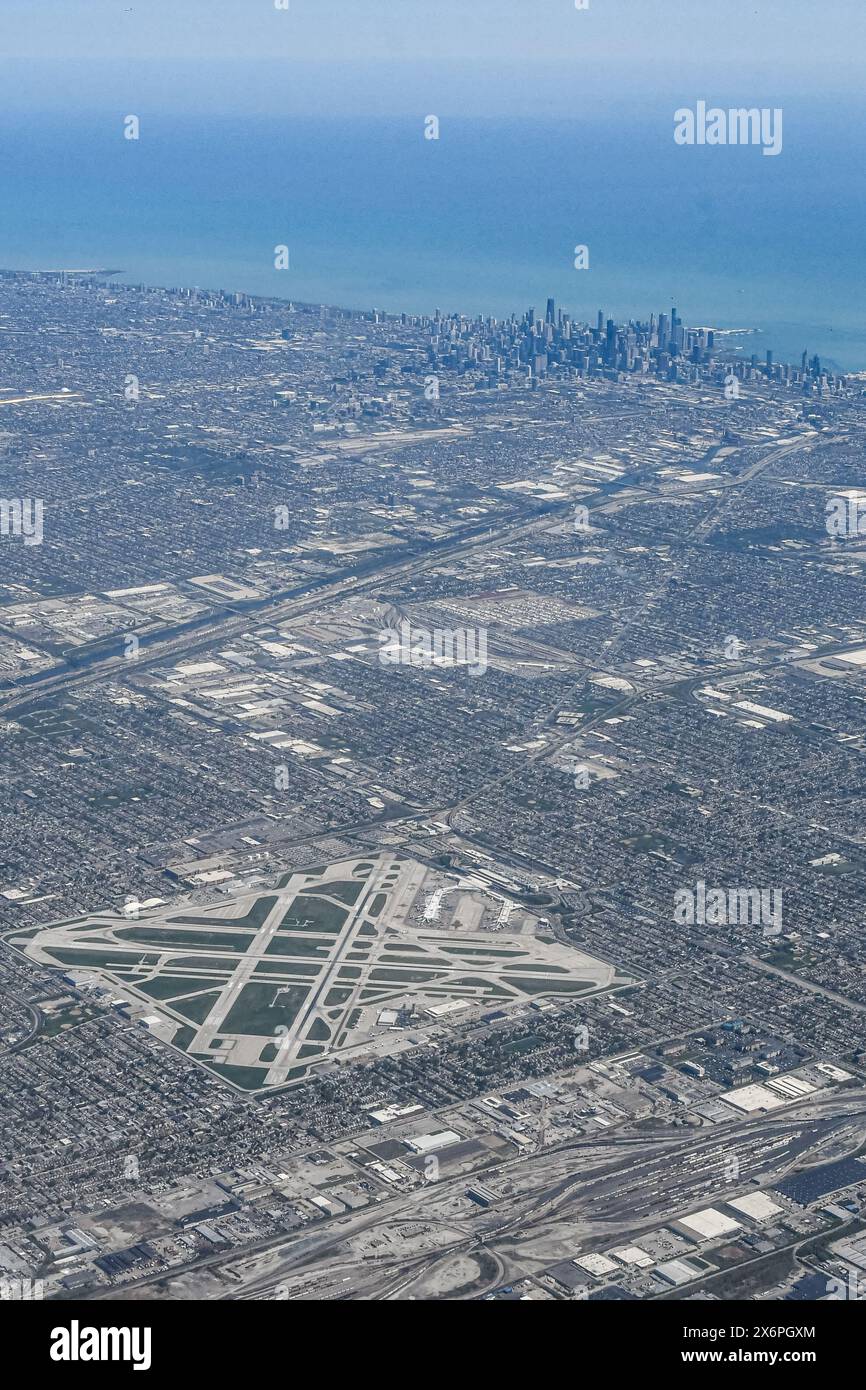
[
  {"x1": 669, "y1": 306, "x2": 684, "y2": 355},
  {"x1": 605, "y1": 319, "x2": 616, "y2": 364}
]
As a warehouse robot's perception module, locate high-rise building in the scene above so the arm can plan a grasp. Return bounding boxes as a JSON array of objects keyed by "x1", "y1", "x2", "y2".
[{"x1": 669, "y1": 307, "x2": 685, "y2": 354}]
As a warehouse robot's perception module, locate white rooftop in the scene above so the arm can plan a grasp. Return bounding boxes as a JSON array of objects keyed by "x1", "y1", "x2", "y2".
[
  {"x1": 574, "y1": 1252, "x2": 618, "y2": 1277},
  {"x1": 678, "y1": 1208, "x2": 742, "y2": 1241},
  {"x1": 727, "y1": 1193, "x2": 783, "y2": 1222}
]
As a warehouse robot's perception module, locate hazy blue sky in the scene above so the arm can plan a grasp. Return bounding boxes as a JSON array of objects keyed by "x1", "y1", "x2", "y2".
[{"x1": 1, "y1": 1, "x2": 864, "y2": 114}]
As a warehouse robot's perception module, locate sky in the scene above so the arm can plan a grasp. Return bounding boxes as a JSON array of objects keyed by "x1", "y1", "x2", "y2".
[{"x1": 1, "y1": 1, "x2": 864, "y2": 116}]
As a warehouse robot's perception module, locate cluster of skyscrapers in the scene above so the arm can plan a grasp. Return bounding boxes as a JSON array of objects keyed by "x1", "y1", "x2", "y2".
[{"x1": 401, "y1": 300, "x2": 846, "y2": 394}]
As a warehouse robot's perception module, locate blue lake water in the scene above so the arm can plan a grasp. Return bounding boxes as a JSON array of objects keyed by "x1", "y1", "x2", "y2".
[{"x1": 0, "y1": 107, "x2": 863, "y2": 369}]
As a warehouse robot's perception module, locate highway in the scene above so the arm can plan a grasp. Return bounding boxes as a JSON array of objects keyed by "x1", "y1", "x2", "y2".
[{"x1": 0, "y1": 429, "x2": 815, "y2": 722}]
